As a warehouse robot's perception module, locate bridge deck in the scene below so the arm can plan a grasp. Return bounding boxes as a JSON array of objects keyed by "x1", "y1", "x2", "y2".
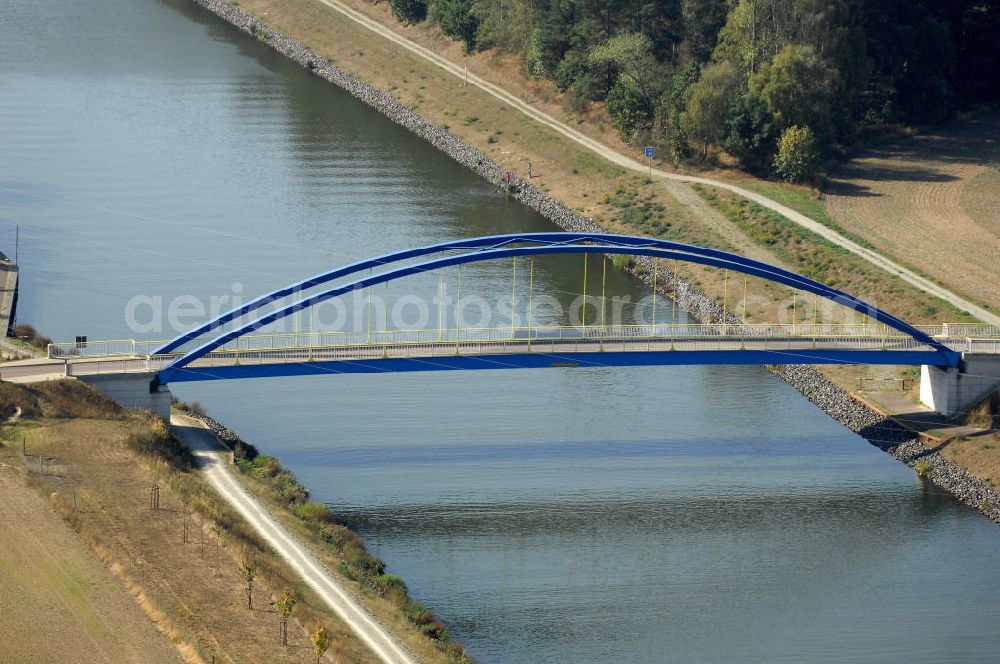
[
  {"x1": 28, "y1": 335, "x2": 991, "y2": 382},
  {"x1": 9, "y1": 324, "x2": 991, "y2": 384}
]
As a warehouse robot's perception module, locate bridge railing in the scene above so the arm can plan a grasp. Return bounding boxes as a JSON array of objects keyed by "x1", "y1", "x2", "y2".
[
  {"x1": 165, "y1": 323, "x2": 914, "y2": 351},
  {"x1": 48, "y1": 334, "x2": 976, "y2": 378},
  {"x1": 64, "y1": 357, "x2": 167, "y2": 377},
  {"x1": 916, "y1": 323, "x2": 1000, "y2": 338},
  {"x1": 47, "y1": 322, "x2": 1000, "y2": 360},
  {"x1": 50, "y1": 334, "x2": 999, "y2": 377},
  {"x1": 961, "y1": 338, "x2": 1000, "y2": 354},
  {"x1": 47, "y1": 338, "x2": 171, "y2": 359},
  {"x1": 164, "y1": 333, "x2": 934, "y2": 369}
]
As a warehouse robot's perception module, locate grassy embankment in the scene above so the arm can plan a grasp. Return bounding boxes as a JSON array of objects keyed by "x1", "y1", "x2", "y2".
[
  {"x1": 0, "y1": 434, "x2": 183, "y2": 663},
  {"x1": 175, "y1": 401, "x2": 473, "y2": 663},
  {"x1": 0, "y1": 379, "x2": 461, "y2": 663}
]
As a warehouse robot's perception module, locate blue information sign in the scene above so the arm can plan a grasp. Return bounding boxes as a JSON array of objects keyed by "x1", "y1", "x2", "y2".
[{"x1": 644, "y1": 146, "x2": 655, "y2": 158}]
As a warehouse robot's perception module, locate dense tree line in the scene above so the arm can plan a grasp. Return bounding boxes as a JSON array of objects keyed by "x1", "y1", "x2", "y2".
[{"x1": 387, "y1": 0, "x2": 1000, "y2": 181}]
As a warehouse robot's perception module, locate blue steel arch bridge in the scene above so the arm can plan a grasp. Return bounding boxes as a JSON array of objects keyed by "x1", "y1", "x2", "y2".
[{"x1": 30, "y1": 233, "x2": 998, "y2": 391}]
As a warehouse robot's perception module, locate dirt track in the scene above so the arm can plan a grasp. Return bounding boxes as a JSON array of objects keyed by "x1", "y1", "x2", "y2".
[{"x1": 171, "y1": 414, "x2": 417, "y2": 664}]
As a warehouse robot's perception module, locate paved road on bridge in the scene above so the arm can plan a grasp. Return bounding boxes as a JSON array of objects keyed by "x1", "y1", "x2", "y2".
[{"x1": 4, "y1": 327, "x2": 997, "y2": 383}]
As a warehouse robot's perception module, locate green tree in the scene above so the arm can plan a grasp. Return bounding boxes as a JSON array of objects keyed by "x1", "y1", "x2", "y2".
[
  {"x1": 311, "y1": 622, "x2": 331, "y2": 663},
  {"x1": 773, "y1": 125, "x2": 819, "y2": 183},
  {"x1": 679, "y1": 62, "x2": 741, "y2": 159},
  {"x1": 237, "y1": 554, "x2": 257, "y2": 610},
  {"x1": 654, "y1": 63, "x2": 700, "y2": 162},
  {"x1": 588, "y1": 32, "x2": 663, "y2": 107},
  {"x1": 749, "y1": 44, "x2": 837, "y2": 140},
  {"x1": 276, "y1": 587, "x2": 298, "y2": 646},
  {"x1": 606, "y1": 78, "x2": 652, "y2": 139},
  {"x1": 525, "y1": 20, "x2": 570, "y2": 80},
  {"x1": 472, "y1": 0, "x2": 532, "y2": 52},
  {"x1": 432, "y1": 0, "x2": 479, "y2": 50},
  {"x1": 390, "y1": 0, "x2": 428, "y2": 24},
  {"x1": 723, "y1": 91, "x2": 779, "y2": 172},
  {"x1": 550, "y1": 49, "x2": 588, "y2": 91},
  {"x1": 715, "y1": 0, "x2": 797, "y2": 73}
]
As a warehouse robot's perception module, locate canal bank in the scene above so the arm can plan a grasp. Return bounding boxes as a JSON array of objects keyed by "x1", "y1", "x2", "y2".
[
  {"x1": 172, "y1": 401, "x2": 472, "y2": 662},
  {"x1": 7, "y1": 1, "x2": 1000, "y2": 660},
  {"x1": 187, "y1": 0, "x2": 1000, "y2": 524}
]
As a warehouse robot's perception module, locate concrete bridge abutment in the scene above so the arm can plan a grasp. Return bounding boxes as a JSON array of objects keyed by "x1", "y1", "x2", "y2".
[
  {"x1": 77, "y1": 372, "x2": 172, "y2": 420},
  {"x1": 920, "y1": 354, "x2": 1000, "y2": 419}
]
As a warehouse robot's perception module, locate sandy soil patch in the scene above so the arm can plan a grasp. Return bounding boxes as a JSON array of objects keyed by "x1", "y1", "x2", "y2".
[
  {"x1": 0, "y1": 463, "x2": 183, "y2": 664},
  {"x1": 825, "y1": 113, "x2": 1000, "y2": 313}
]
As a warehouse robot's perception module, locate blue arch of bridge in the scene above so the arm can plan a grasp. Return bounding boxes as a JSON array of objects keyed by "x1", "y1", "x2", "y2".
[
  {"x1": 155, "y1": 233, "x2": 959, "y2": 384},
  {"x1": 153, "y1": 233, "x2": 929, "y2": 354}
]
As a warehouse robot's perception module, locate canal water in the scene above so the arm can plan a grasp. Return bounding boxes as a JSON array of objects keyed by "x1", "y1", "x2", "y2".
[{"x1": 3, "y1": 1, "x2": 999, "y2": 662}]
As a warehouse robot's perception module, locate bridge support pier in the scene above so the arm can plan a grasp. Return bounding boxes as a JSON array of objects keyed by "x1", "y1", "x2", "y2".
[
  {"x1": 78, "y1": 372, "x2": 172, "y2": 420},
  {"x1": 920, "y1": 354, "x2": 1000, "y2": 418}
]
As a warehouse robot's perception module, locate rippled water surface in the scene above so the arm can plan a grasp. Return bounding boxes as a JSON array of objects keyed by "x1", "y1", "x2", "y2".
[{"x1": 2, "y1": 1, "x2": 999, "y2": 662}]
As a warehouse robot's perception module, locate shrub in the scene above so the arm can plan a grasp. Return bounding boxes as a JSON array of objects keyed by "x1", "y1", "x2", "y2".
[
  {"x1": 274, "y1": 472, "x2": 309, "y2": 504},
  {"x1": 126, "y1": 420, "x2": 195, "y2": 471},
  {"x1": 400, "y1": 598, "x2": 434, "y2": 625},
  {"x1": 11, "y1": 323, "x2": 36, "y2": 339},
  {"x1": 419, "y1": 621, "x2": 448, "y2": 640},
  {"x1": 319, "y1": 524, "x2": 357, "y2": 552},
  {"x1": 9, "y1": 323, "x2": 52, "y2": 351},
  {"x1": 250, "y1": 454, "x2": 281, "y2": 479},
  {"x1": 433, "y1": 0, "x2": 478, "y2": 50},
  {"x1": 773, "y1": 125, "x2": 819, "y2": 183},
  {"x1": 914, "y1": 460, "x2": 933, "y2": 477},
  {"x1": 372, "y1": 573, "x2": 407, "y2": 597},
  {"x1": 31, "y1": 334, "x2": 53, "y2": 349},
  {"x1": 390, "y1": 0, "x2": 427, "y2": 24},
  {"x1": 343, "y1": 542, "x2": 385, "y2": 577},
  {"x1": 611, "y1": 254, "x2": 634, "y2": 270},
  {"x1": 293, "y1": 501, "x2": 332, "y2": 524}
]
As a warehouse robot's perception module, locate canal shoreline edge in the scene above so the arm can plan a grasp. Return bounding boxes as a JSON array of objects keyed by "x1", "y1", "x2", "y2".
[{"x1": 186, "y1": 0, "x2": 999, "y2": 524}]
